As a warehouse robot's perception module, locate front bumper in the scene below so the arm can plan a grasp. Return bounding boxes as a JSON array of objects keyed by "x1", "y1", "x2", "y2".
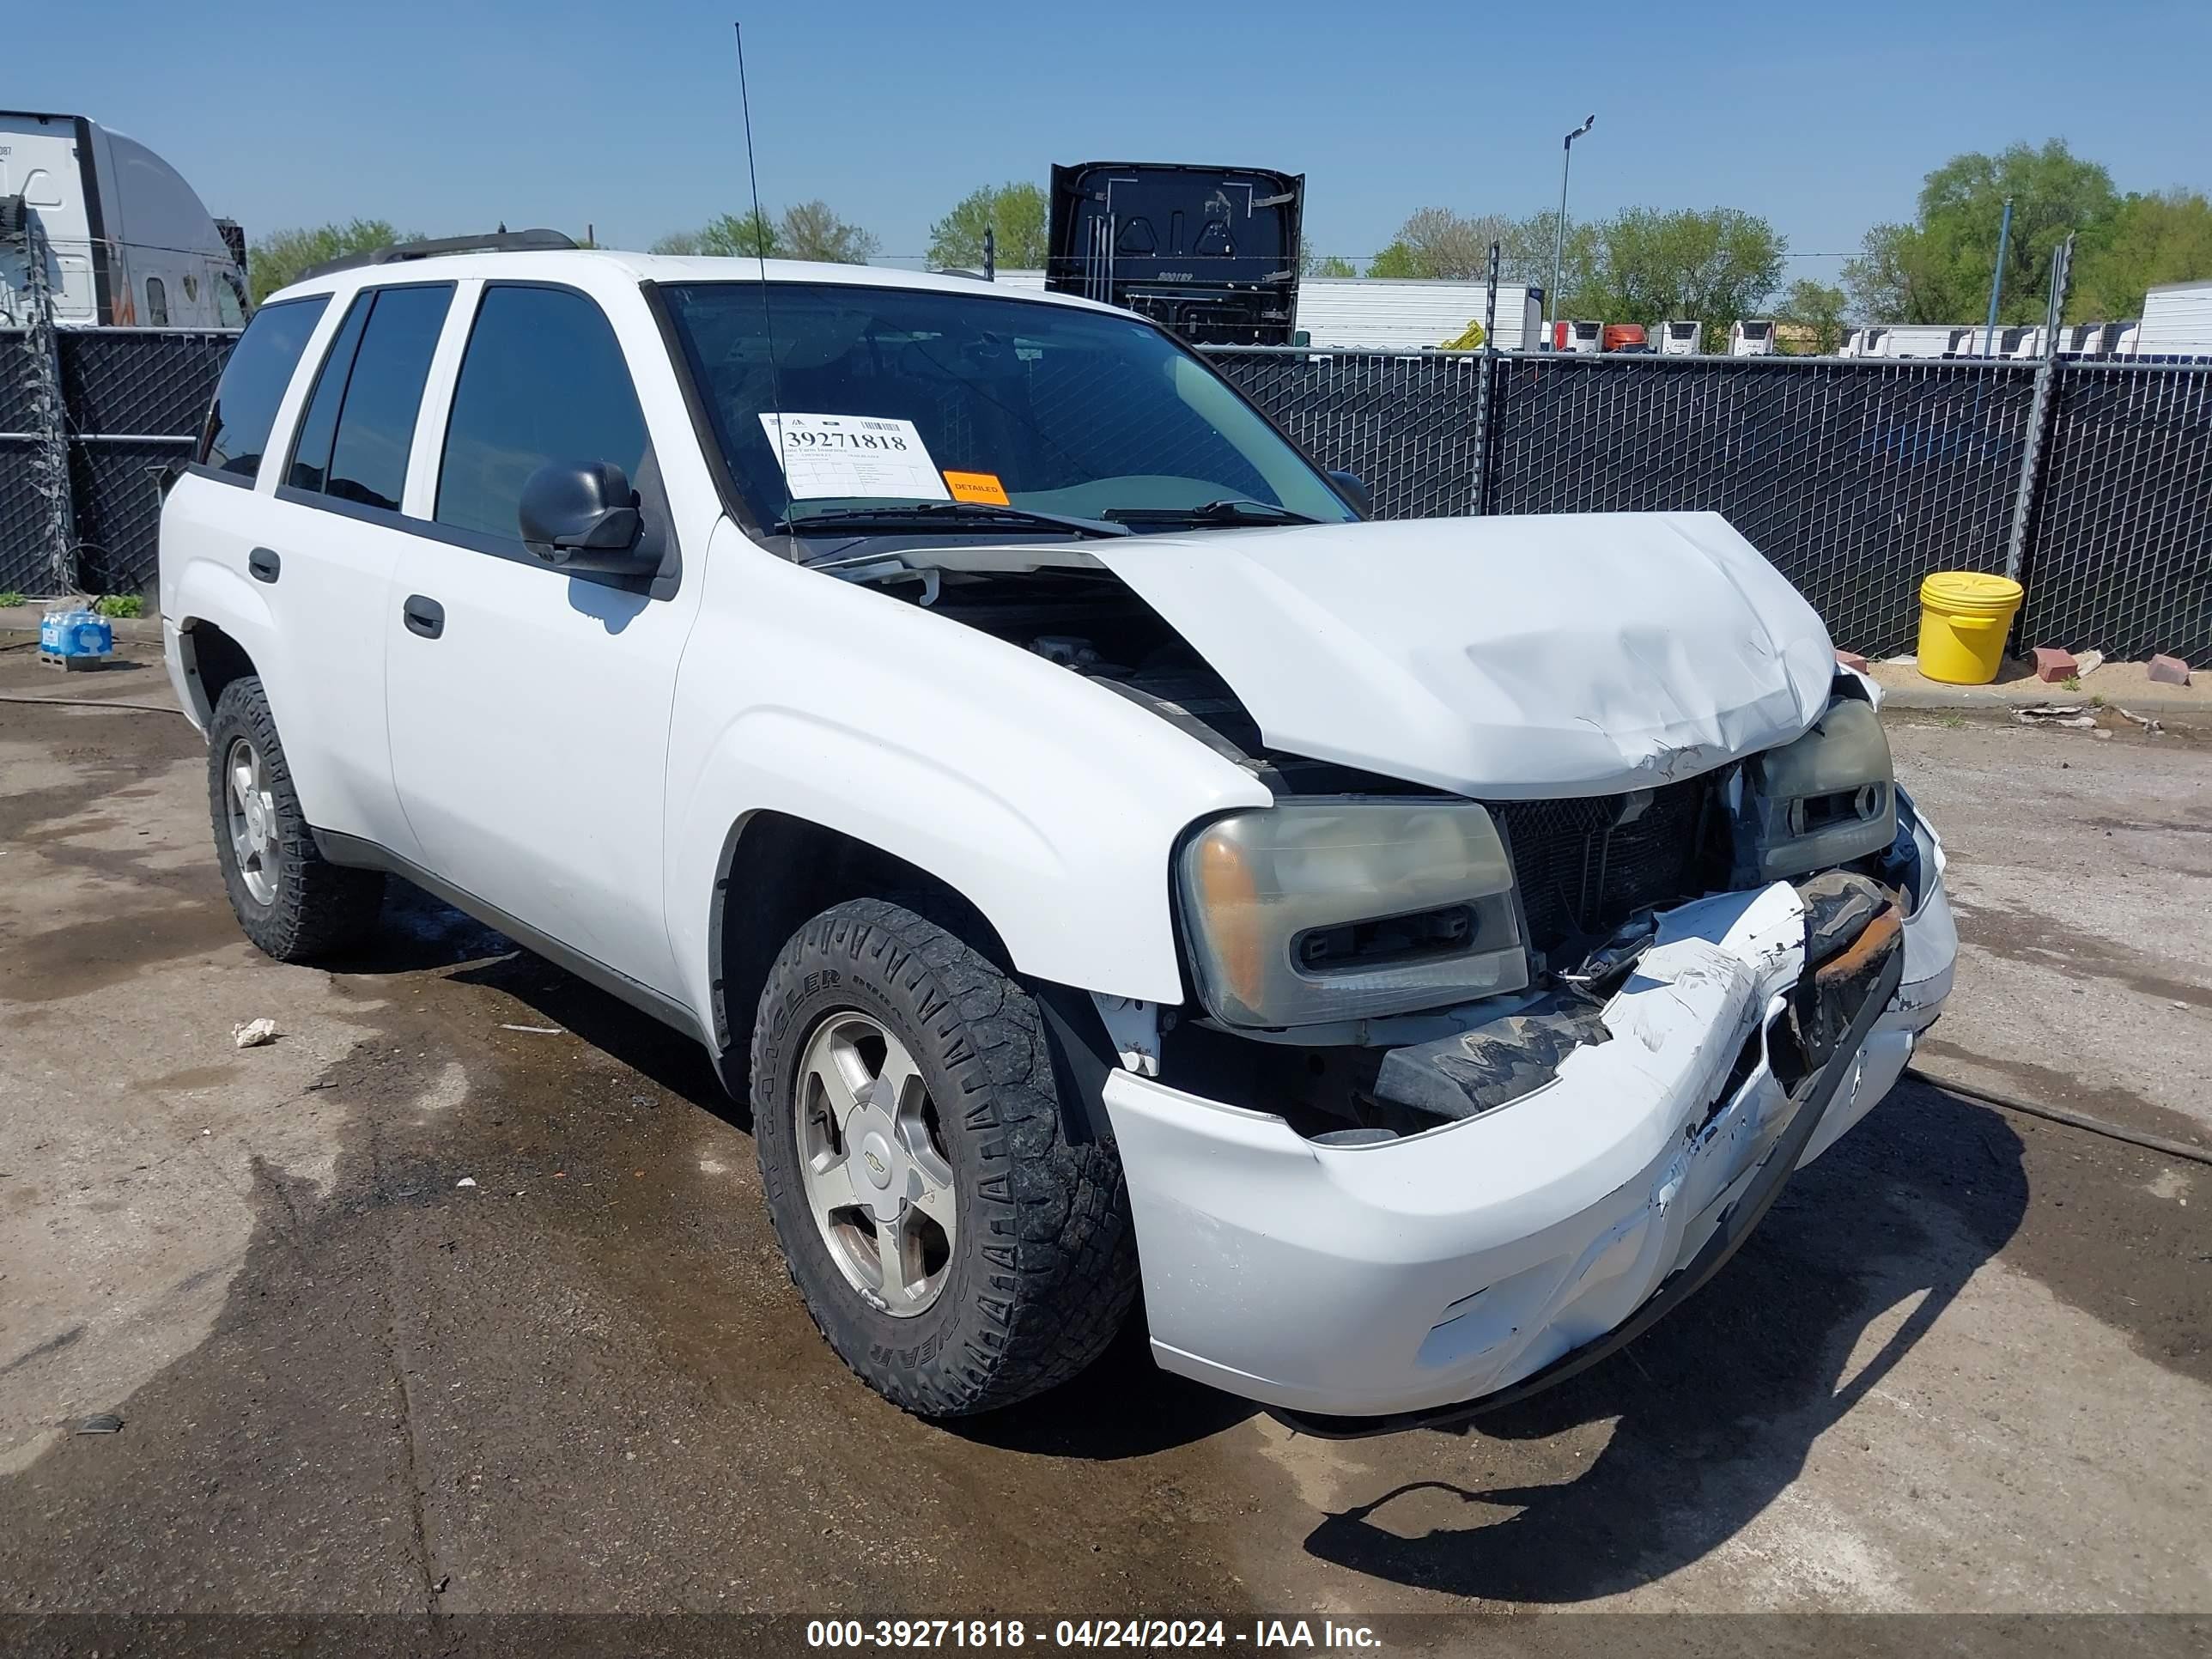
[{"x1": 1103, "y1": 860, "x2": 1955, "y2": 1425}]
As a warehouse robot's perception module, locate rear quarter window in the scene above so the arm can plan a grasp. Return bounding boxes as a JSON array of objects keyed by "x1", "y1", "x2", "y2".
[
  {"x1": 200, "y1": 295, "x2": 331, "y2": 481},
  {"x1": 286, "y1": 284, "x2": 452, "y2": 511}
]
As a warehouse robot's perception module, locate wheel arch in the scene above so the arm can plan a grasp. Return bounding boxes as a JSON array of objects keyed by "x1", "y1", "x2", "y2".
[
  {"x1": 705, "y1": 809, "x2": 1015, "y2": 1095},
  {"x1": 174, "y1": 617, "x2": 258, "y2": 728}
]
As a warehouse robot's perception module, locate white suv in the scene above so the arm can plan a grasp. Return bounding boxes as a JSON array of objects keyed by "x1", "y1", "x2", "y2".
[{"x1": 160, "y1": 238, "x2": 1955, "y2": 1431}]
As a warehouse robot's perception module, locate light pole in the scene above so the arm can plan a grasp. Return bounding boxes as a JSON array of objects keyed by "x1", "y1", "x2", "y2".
[
  {"x1": 1982, "y1": 195, "x2": 2014, "y2": 357},
  {"x1": 1550, "y1": 114, "x2": 1595, "y2": 345}
]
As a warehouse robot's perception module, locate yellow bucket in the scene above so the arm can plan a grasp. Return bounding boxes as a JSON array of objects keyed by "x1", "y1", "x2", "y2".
[{"x1": 1917, "y1": 571, "x2": 2024, "y2": 684}]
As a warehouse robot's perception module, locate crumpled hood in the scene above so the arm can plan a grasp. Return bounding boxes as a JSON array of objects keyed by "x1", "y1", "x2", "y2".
[{"x1": 1086, "y1": 511, "x2": 1838, "y2": 799}]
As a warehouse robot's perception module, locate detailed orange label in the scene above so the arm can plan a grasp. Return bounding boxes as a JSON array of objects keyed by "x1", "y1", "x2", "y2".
[{"x1": 943, "y1": 470, "x2": 1011, "y2": 505}]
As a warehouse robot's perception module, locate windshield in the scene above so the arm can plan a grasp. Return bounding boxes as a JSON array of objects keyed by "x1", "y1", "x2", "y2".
[{"x1": 659, "y1": 282, "x2": 1357, "y2": 535}]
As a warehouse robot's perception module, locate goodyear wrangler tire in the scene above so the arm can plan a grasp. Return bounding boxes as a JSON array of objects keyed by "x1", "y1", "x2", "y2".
[
  {"x1": 752, "y1": 897, "x2": 1138, "y2": 1415},
  {"x1": 206, "y1": 676, "x2": 385, "y2": 963}
]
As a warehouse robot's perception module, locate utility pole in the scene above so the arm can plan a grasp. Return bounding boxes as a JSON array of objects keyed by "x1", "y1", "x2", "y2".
[
  {"x1": 1550, "y1": 114, "x2": 1595, "y2": 346},
  {"x1": 1982, "y1": 196, "x2": 2014, "y2": 357},
  {"x1": 984, "y1": 225, "x2": 996, "y2": 282}
]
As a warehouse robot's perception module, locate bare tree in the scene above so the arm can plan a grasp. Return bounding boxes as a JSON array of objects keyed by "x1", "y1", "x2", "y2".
[{"x1": 777, "y1": 200, "x2": 881, "y2": 265}]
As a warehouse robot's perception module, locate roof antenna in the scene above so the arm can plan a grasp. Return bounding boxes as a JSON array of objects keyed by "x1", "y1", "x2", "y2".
[{"x1": 734, "y1": 21, "x2": 793, "y2": 542}]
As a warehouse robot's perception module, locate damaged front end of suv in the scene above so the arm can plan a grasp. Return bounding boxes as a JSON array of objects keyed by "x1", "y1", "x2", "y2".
[
  {"x1": 872, "y1": 512, "x2": 1959, "y2": 1431},
  {"x1": 1119, "y1": 690, "x2": 1949, "y2": 1434}
]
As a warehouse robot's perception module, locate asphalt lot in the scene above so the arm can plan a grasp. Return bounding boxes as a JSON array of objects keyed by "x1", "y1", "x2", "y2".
[{"x1": 1, "y1": 642, "x2": 2207, "y2": 1628}]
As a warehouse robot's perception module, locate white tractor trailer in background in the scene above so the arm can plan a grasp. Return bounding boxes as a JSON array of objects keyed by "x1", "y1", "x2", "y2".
[{"x1": 1, "y1": 110, "x2": 247, "y2": 329}]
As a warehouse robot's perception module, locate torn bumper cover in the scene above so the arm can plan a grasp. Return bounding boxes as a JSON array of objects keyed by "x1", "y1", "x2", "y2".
[{"x1": 1103, "y1": 862, "x2": 1954, "y2": 1428}]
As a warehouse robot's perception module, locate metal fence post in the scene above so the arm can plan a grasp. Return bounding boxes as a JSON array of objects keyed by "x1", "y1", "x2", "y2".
[
  {"x1": 2003, "y1": 234, "x2": 2073, "y2": 582},
  {"x1": 18, "y1": 220, "x2": 77, "y2": 595},
  {"x1": 1469, "y1": 240, "x2": 1501, "y2": 516}
]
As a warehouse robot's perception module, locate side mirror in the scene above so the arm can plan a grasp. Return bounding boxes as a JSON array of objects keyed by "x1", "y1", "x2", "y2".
[
  {"x1": 519, "y1": 460, "x2": 653, "y2": 574},
  {"x1": 1328, "y1": 469, "x2": 1373, "y2": 519}
]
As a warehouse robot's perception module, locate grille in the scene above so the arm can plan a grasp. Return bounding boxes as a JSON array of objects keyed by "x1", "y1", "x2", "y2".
[{"x1": 1492, "y1": 778, "x2": 1710, "y2": 961}]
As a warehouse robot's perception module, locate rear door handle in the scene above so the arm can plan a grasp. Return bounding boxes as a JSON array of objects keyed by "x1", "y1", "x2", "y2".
[
  {"x1": 247, "y1": 547, "x2": 280, "y2": 584},
  {"x1": 402, "y1": 594, "x2": 445, "y2": 640}
]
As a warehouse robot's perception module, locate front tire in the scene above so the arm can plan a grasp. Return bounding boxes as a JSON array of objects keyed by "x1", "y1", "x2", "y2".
[
  {"x1": 206, "y1": 676, "x2": 385, "y2": 962},
  {"x1": 752, "y1": 898, "x2": 1137, "y2": 1415}
]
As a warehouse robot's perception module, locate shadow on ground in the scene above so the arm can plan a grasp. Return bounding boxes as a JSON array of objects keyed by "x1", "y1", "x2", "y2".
[
  {"x1": 1302, "y1": 1078, "x2": 2026, "y2": 1600},
  {"x1": 327, "y1": 885, "x2": 1246, "y2": 1458},
  {"x1": 344, "y1": 881, "x2": 734, "y2": 1119},
  {"x1": 0, "y1": 866, "x2": 2045, "y2": 1608}
]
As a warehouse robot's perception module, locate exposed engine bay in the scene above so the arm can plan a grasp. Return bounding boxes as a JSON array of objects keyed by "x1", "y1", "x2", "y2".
[{"x1": 841, "y1": 540, "x2": 1911, "y2": 1143}]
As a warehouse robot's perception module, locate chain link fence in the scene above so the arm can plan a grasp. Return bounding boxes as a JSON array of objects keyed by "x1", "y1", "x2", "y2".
[
  {"x1": 1486, "y1": 356, "x2": 2038, "y2": 658},
  {"x1": 0, "y1": 323, "x2": 234, "y2": 597},
  {"x1": 2020, "y1": 362, "x2": 2212, "y2": 663},
  {"x1": 1, "y1": 318, "x2": 2206, "y2": 664},
  {"x1": 1212, "y1": 346, "x2": 2211, "y2": 664},
  {"x1": 1204, "y1": 349, "x2": 1487, "y2": 521},
  {"x1": 0, "y1": 331, "x2": 51, "y2": 592}
]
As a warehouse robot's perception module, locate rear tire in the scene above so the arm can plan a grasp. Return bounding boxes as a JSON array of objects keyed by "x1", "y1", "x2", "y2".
[
  {"x1": 752, "y1": 897, "x2": 1137, "y2": 1415},
  {"x1": 206, "y1": 676, "x2": 385, "y2": 962}
]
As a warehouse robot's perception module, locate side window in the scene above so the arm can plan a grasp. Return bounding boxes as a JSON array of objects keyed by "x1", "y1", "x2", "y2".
[
  {"x1": 200, "y1": 295, "x2": 331, "y2": 481},
  {"x1": 145, "y1": 276, "x2": 169, "y2": 326},
  {"x1": 435, "y1": 285, "x2": 648, "y2": 542},
  {"x1": 286, "y1": 284, "x2": 451, "y2": 511},
  {"x1": 287, "y1": 297, "x2": 371, "y2": 494}
]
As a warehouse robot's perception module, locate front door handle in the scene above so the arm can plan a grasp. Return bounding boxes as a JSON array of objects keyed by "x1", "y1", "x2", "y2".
[
  {"x1": 402, "y1": 594, "x2": 445, "y2": 640},
  {"x1": 247, "y1": 547, "x2": 281, "y2": 584}
]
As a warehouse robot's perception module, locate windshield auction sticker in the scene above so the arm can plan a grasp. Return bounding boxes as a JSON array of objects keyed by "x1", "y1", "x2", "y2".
[{"x1": 759, "y1": 413, "x2": 951, "y2": 501}]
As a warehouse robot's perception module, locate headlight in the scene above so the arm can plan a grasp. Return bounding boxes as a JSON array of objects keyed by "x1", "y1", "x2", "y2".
[
  {"x1": 1735, "y1": 696, "x2": 1895, "y2": 883},
  {"x1": 1176, "y1": 799, "x2": 1528, "y2": 1029}
]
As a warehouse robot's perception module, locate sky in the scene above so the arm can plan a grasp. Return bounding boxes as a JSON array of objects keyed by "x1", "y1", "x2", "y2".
[{"x1": 17, "y1": 0, "x2": 2211, "y2": 290}]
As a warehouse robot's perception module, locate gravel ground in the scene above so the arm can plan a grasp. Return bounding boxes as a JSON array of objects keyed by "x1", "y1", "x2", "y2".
[{"x1": 0, "y1": 644, "x2": 2205, "y2": 1644}]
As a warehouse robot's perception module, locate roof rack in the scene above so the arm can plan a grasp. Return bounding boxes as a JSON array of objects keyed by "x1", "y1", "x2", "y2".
[{"x1": 298, "y1": 228, "x2": 578, "y2": 283}]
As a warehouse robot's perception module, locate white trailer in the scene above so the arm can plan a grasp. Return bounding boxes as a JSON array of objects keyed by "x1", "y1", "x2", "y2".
[
  {"x1": 0, "y1": 110, "x2": 246, "y2": 328},
  {"x1": 2136, "y1": 280, "x2": 2212, "y2": 357},
  {"x1": 1656, "y1": 319, "x2": 1703, "y2": 355},
  {"x1": 987, "y1": 272, "x2": 1551, "y2": 353},
  {"x1": 1729, "y1": 319, "x2": 1776, "y2": 356},
  {"x1": 1553, "y1": 319, "x2": 1603, "y2": 353},
  {"x1": 2056, "y1": 321, "x2": 2128, "y2": 357},
  {"x1": 1874, "y1": 325, "x2": 1972, "y2": 359},
  {"x1": 1291, "y1": 277, "x2": 1546, "y2": 352}
]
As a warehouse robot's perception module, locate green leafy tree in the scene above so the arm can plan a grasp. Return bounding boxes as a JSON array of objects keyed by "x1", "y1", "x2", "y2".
[
  {"x1": 698, "y1": 210, "x2": 782, "y2": 258},
  {"x1": 927, "y1": 182, "x2": 1048, "y2": 270},
  {"x1": 653, "y1": 204, "x2": 877, "y2": 264},
  {"x1": 1363, "y1": 240, "x2": 1417, "y2": 278},
  {"x1": 2071, "y1": 188, "x2": 2212, "y2": 319},
  {"x1": 246, "y1": 219, "x2": 417, "y2": 302},
  {"x1": 1566, "y1": 207, "x2": 1786, "y2": 334},
  {"x1": 1468, "y1": 211, "x2": 1600, "y2": 307},
  {"x1": 1300, "y1": 250, "x2": 1358, "y2": 276},
  {"x1": 1844, "y1": 141, "x2": 2120, "y2": 323},
  {"x1": 1779, "y1": 279, "x2": 1850, "y2": 354}
]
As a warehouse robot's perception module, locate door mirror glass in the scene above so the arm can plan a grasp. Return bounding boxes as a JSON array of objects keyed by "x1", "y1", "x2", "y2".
[{"x1": 518, "y1": 460, "x2": 651, "y2": 573}]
